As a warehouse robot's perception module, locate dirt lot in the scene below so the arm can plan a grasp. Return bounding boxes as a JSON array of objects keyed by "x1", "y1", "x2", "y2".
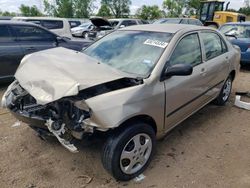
[{"x1": 0, "y1": 69, "x2": 250, "y2": 188}]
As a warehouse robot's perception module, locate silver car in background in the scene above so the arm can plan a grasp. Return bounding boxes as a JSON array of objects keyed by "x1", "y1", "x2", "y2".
[
  {"x1": 2, "y1": 24, "x2": 240, "y2": 181},
  {"x1": 87, "y1": 18, "x2": 147, "y2": 40},
  {"x1": 71, "y1": 22, "x2": 94, "y2": 38}
]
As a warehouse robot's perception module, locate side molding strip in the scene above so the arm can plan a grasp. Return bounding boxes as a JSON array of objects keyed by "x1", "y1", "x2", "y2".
[{"x1": 167, "y1": 80, "x2": 224, "y2": 117}]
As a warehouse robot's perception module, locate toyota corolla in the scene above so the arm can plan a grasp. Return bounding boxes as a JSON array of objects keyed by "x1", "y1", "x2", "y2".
[{"x1": 1, "y1": 24, "x2": 240, "y2": 181}]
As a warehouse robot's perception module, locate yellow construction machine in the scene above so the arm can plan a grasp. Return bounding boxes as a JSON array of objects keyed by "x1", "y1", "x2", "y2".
[{"x1": 199, "y1": 0, "x2": 246, "y2": 28}]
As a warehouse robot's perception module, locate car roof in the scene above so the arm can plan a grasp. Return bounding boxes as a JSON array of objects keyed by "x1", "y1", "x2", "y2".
[
  {"x1": 222, "y1": 21, "x2": 250, "y2": 26},
  {"x1": 109, "y1": 18, "x2": 140, "y2": 21},
  {"x1": 12, "y1": 17, "x2": 67, "y2": 21},
  {"x1": 120, "y1": 24, "x2": 206, "y2": 33},
  {"x1": 0, "y1": 20, "x2": 39, "y2": 26},
  {"x1": 158, "y1": 17, "x2": 199, "y2": 20}
]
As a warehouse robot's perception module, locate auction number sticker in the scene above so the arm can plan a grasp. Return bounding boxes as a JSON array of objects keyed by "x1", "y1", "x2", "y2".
[{"x1": 144, "y1": 39, "x2": 168, "y2": 48}]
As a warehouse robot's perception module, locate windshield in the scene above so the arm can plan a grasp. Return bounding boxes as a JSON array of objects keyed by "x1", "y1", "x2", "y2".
[
  {"x1": 201, "y1": 3, "x2": 209, "y2": 15},
  {"x1": 154, "y1": 19, "x2": 181, "y2": 24},
  {"x1": 220, "y1": 25, "x2": 250, "y2": 38},
  {"x1": 84, "y1": 31, "x2": 173, "y2": 77},
  {"x1": 80, "y1": 23, "x2": 91, "y2": 28},
  {"x1": 109, "y1": 20, "x2": 119, "y2": 27}
]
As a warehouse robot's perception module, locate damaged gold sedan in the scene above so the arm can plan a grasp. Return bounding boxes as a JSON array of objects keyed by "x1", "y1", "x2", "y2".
[{"x1": 1, "y1": 24, "x2": 240, "y2": 181}]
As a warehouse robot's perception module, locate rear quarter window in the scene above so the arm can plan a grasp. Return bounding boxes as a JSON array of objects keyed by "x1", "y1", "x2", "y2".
[
  {"x1": 0, "y1": 25, "x2": 13, "y2": 42},
  {"x1": 201, "y1": 32, "x2": 227, "y2": 60},
  {"x1": 180, "y1": 19, "x2": 189, "y2": 24},
  {"x1": 121, "y1": 20, "x2": 138, "y2": 27},
  {"x1": 69, "y1": 21, "x2": 81, "y2": 28},
  {"x1": 42, "y1": 20, "x2": 64, "y2": 29},
  {"x1": 26, "y1": 20, "x2": 42, "y2": 26}
]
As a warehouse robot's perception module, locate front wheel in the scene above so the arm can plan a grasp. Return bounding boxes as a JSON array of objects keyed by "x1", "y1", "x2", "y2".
[
  {"x1": 82, "y1": 31, "x2": 87, "y2": 38},
  {"x1": 102, "y1": 123, "x2": 156, "y2": 181},
  {"x1": 214, "y1": 76, "x2": 233, "y2": 105}
]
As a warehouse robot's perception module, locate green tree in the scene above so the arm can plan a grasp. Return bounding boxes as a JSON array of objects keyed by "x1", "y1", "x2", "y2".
[
  {"x1": 44, "y1": 0, "x2": 95, "y2": 18},
  {"x1": 136, "y1": 5, "x2": 163, "y2": 20},
  {"x1": 1, "y1": 11, "x2": 16, "y2": 16},
  {"x1": 74, "y1": 0, "x2": 95, "y2": 18},
  {"x1": 187, "y1": 0, "x2": 200, "y2": 11},
  {"x1": 44, "y1": 0, "x2": 73, "y2": 17},
  {"x1": 239, "y1": 7, "x2": 250, "y2": 15},
  {"x1": 163, "y1": 0, "x2": 185, "y2": 17},
  {"x1": 101, "y1": 0, "x2": 131, "y2": 18},
  {"x1": 43, "y1": 0, "x2": 57, "y2": 16},
  {"x1": 227, "y1": 8, "x2": 237, "y2": 13},
  {"x1": 20, "y1": 4, "x2": 43, "y2": 16},
  {"x1": 56, "y1": 0, "x2": 74, "y2": 17},
  {"x1": 97, "y1": 4, "x2": 112, "y2": 17},
  {"x1": 187, "y1": 0, "x2": 200, "y2": 15}
]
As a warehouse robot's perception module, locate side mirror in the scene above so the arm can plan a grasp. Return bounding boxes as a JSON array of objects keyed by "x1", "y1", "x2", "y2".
[
  {"x1": 161, "y1": 64, "x2": 193, "y2": 81},
  {"x1": 119, "y1": 25, "x2": 125, "y2": 28}
]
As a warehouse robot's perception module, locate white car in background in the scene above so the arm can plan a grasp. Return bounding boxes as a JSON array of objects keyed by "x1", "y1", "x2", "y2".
[
  {"x1": 86, "y1": 17, "x2": 147, "y2": 40},
  {"x1": 71, "y1": 22, "x2": 94, "y2": 38},
  {"x1": 12, "y1": 17, "x2": 72, "y2": 38}
]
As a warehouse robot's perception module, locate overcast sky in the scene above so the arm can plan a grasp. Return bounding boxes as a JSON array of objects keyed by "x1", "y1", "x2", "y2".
[{"x1": 0, "y1": 0, "x2": 245, "y2": 14}]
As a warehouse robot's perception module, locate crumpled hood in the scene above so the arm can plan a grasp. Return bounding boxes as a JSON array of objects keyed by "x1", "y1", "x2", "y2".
[{"x1": 15, "y1": 47, "x2": 131, "y2": 105}]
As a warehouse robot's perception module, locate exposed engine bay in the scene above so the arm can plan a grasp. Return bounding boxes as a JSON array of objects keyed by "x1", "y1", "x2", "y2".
[{"x1": 3, "y1": 78, "x2": 143, "y2": 152}]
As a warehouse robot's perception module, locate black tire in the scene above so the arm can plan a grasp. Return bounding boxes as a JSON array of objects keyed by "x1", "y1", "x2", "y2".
[
  {"x1": 82, "y1": 31, "x2": 87, "y2": 38},
  {"x1": 214, "y1": 75, "x2": 233, "y2": 106},
  {"x1": 102, "y1": 122, "x2": 156, "y2": 181}
]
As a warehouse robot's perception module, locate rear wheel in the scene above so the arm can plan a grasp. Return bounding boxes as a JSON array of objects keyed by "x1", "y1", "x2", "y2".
[
  {"x1": 102, "y1": 123, "x2": 156, "y2": 181},
  {"x1": 214, "y1": 76, "x2": 233, "y2": 105}
]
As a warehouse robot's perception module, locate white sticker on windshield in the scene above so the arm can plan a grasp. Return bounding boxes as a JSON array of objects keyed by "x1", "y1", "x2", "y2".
[{"x1": 144, "y1": 39, "x2": 168, "y2": 48}]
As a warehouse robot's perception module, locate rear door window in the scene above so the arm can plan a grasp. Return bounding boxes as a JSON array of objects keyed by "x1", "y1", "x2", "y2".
[
  {"x1": 169, "y1": 33, "x2": 202, "y2": 67},
  {"x1": 189, "y1": 19, "x2": 198, "y2": 25},
  {"x1": 121, "y1": 20, "x2": 137, "y2": 27},
  {"x1": 12, "y1": 25, "x2": 56, "y2": 41},
  {"x1": 69, "y1": 21, "x2": 81, "y2": 28},
  {"x1": 42, "y1": 20, "x2": 63, "y2": 29},
  {"x1": 26, "y1": 20, "x2": 42, "y2": 26},
  {"x1": 180, "y1": 19, "x2": 189, "y2": 24},
  {"x1": 200, "y1": 32, "x2": 227, "y2": 60},
  {"x1": 0, "y1": 25, "x2": 13, "y2": 42}
]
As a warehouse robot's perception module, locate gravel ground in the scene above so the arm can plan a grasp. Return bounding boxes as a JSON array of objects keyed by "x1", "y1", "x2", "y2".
[{"x1": 0, "y1": 68, "x2": 250, "y2": 188}]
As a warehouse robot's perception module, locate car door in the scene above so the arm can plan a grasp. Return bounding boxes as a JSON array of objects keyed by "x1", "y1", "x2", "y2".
[
  {"x1": 10, "y1": 24, "x2": 57, "y2": 55},
  {"x1": 0, "y1": 25, "x2": 24, "y2": 79},
  {"x1": 199, "y1": 31, "x2": 229, "y2": 98},
  {"x1": 164, "y1": 32, "x2": 212, "y2": 130}
]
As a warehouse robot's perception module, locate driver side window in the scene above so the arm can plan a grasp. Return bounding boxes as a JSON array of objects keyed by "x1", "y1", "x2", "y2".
[{"x1": 169, "y1": 33, "x2": 202, "y2": 67}]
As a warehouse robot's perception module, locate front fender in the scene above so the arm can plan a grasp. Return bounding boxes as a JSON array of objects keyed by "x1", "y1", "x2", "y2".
[{"x1": 85, "y1": 82, "x2": 166, "y2": 134}]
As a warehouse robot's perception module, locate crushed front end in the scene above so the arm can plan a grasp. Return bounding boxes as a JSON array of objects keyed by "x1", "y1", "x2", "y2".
[{"x1": 2, "y1": 81, "x2": 93, "y2": 153}]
